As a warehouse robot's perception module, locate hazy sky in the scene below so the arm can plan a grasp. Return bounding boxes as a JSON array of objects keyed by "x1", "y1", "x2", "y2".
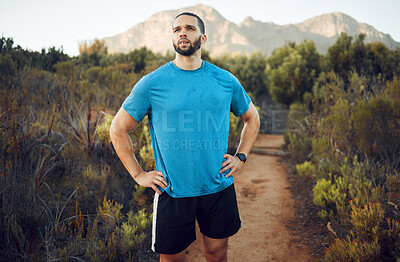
[{"x1": 1, "y1": 0, "x2": 399, "y2": 56}]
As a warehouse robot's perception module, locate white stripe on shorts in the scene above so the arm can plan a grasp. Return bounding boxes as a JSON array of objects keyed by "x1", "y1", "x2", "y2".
[{"x1": 151, "y1": 192, "x2": 160, "y2": 252}]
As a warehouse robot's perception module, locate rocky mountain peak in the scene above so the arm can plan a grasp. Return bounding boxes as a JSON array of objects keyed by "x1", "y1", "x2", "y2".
[
  {"x1": 102, "y1": 4, "x2": 399, "y2": 56},
  {"x1": 296, "y1": 12, "x2": 360, "y2": 38}
]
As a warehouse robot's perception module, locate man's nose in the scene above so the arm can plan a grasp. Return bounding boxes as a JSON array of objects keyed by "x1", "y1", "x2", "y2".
[{"x1": 180, "y1": 28, "x2": 187, "y2": 37}]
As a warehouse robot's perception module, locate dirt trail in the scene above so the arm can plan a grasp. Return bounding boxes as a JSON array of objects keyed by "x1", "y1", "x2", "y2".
[{"x1": 186, "y1": 134, "x2": 313, "y2": 262}]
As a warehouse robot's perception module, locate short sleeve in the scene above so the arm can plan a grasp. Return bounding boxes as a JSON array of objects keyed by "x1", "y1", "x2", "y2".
[
  {"x1": 230, "y1": 74, "x2": 251, "y2": 117},
  {"x1": 122, "y1": 75, "x2": 151, "y2": 122}
]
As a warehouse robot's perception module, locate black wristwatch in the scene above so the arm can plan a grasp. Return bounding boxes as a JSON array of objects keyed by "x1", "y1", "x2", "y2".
[{"x1": 235, "y1": 153, "x2": 247, "y2": 163}]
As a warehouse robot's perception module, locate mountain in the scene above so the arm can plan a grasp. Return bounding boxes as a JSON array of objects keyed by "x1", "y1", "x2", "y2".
[{"x1": 102, "y1": 4, "x2": 399, "y2": 56}]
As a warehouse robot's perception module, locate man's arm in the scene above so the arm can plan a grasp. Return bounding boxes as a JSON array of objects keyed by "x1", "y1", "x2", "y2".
[
  {"x1": 109, "y1": 107, "x2": 167, "y2": 194},
  {"x1": 221, "y1": 102, "x2": 260, "y2": 177}
]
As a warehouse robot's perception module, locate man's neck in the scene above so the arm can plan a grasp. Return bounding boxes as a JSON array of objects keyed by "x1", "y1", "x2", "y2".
[{"x1": 173, "y1": 51, "x2": 202, "y2": 70}]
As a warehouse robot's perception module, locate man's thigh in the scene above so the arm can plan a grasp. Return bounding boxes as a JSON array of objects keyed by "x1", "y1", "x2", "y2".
[
  {"x1": 196, "y1": 184, "x2": 241, "y2": 239},
  {"x1": 153, "y1": 184, "x2": 240, "y2": 256},
  {"x1": 152, "y1": 192, "x2": 197, "y2": 255},
  {"x1": 202, "y1": 234, "x2": 228, "y2": 252}
]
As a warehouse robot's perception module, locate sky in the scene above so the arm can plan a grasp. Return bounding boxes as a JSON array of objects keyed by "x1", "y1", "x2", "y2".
[{"x1": 1, "y1": 0, "x2": 399, "y2": 57}]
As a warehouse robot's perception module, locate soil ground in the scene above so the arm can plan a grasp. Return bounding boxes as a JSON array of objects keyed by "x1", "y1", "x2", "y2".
[{"x1": 185, "y1": 134, "x2": 328, "y2": 262}]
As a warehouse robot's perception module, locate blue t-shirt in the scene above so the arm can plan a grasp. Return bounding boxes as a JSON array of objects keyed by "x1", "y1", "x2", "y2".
[{"x1": 122, "y1": 61, "x2": 251, "y2": 197}]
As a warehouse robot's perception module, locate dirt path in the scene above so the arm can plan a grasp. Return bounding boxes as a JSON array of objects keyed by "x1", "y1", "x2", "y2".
[{"x1": 186, "y1": 134, "x2": 313, "y2": 262}]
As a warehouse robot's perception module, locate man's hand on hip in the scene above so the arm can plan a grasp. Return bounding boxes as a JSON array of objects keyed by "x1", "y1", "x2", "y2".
[
  {"x1": 220, "y1": 154, "x2": 244, "y2": 178},
  {"x1": 135, "y1": 171, "x2": 168, "y2": 195}
]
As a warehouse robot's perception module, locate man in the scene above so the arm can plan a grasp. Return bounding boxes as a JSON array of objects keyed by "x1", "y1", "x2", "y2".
[{"x1": 110, "y1": 12, "x2": 260, "y2": 262}]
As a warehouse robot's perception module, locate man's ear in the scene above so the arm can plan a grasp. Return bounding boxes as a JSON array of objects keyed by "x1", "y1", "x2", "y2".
[{"x1": 201, "y1": 34, "x2": 207, "y2": 45}]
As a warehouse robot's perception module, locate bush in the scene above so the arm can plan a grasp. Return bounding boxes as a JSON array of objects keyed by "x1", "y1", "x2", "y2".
[
  {"x1": 324, "y1": 236, "x2": 381, "y2": 262},
  {"x1": 284, "y1": 131, "x2": 312, "y2": 163},
  {"x1": 323, "y1": 98, "x2": 353, "y2": 156},
  {"x1": 116, "y1": 209, "x2": 152, "y2": 256},
  {"x1": 283, "y1": 103, "x2": 313, "y2": 162},
  {"x1": 51, "y1": 196, "x2": 152, "y2": 261},
  {"x1": 313, "y1": 174, "x2": 348, "y2": 220},
  {"x1": 97, "y1": 113, "x2": 114, "y2": 145},
  {"x1": 296, "y1": 161, "x2": 316, "y2": 178},
  {"x1": 352, "y1": 96, "x2": 400, "y2": 170},
  {"x1": 282, "y1": 69, "x2": 400, "y2": 260},
  {"x1": 324, "y1": 200, "x2": 400, "y2": 261},
  {"x1": 311, "y1": 135, "x2": 336, "y2": 177}
]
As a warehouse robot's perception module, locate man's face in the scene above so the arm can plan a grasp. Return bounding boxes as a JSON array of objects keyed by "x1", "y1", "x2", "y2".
[{"x1": 172, "y1": 15, "x2": 204, "y2": 56}]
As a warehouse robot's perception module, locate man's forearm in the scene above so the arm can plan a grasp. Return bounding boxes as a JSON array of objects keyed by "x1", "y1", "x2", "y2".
[
  {"x1": 109, "y1": 111, "x2": 167, "y2": 194},
  {"x1": 110, "y1": 129, "x2": 143, "y2": 180}
]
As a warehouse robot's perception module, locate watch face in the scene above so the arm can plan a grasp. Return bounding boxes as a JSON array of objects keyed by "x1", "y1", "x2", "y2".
[{"x1": 236, "y1": 153, "x2": 246, "y2": 162}]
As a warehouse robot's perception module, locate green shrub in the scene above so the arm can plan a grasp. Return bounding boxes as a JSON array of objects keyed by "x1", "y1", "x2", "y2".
[
  {"x1": 97, "y1": 196, "x2": 124, "y2": 237},
  {"x1": 350, "y1": 200, "x2": 384, "y2": 242},
  {"x1": 385, "y1": 171, "x2": 400, "y2": 198},
  {"x1": 97, "y1": 113, "x2": 114, "y2": 145},
  {"x1": 116, "y1": 209, "x2": 151, "y2": 255},
  {"x1": 324, "y1": 98, "x2": 353, "y2": 156},
  {"x1": 313, "y1": 174, "x2": 348, "y2": 220},
  {"x1": 324, "y1": 236, "x2": 381, "y2": 262},
  {"x1": 352, "y1": 96, "x2": 400, "y2": 169},
  {"x1": 311, "y1": 135, "x2": 337, "y2": 177},
  {"x1": 283, "y1": 103, "x2": 313, "y2": 163},
  {"x1": 131, "y1": 184, "x2": 149, "y2": 210},
  {"x1": 296, "y1": 161, "x2": 316, "y2": 178},
  {"x1": 284, "y1": 131, "x2": 312, "y2": 163},
  {"x1": 313, "y1": 156, "x2": 387, "y2": 223},
  {"x1": 287, "y1": 103, "x2": 308, "y2": 127},
  {"x1": 384, "y1": 76, "x2": 400, "y2": 103},
  {"x1": 60, "y1": 102, "x2": 103, "y2": 160},
  {"x1": 324, "y1": 200, "x2": 400, "y2": 261}
]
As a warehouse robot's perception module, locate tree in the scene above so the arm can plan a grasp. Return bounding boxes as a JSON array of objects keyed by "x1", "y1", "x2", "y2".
[
  {"x1": 0, "y1": 36, "x2": 69, "y2": 71},
  {"x1": 326, "y1": 32, "x2": 353, "y2": 81},
  {"x1": 78, "y1": 39, "x2": 108, "y2": 67},
  {"x1": 230, "y1": 52, "x2": 269, "y2": 101},
  {"x1": 127, "y1": 47, "x2": 154, "y2": 73},
  {"x1": 213, "y1": 52, "x2": 269, "y2": 102},
  {"x1": 267, "y1": 41, "x2": 321, "y2": 106},
  {"x1": 348, "y1": 34, "x2": 368, "y2": 76},
  {"x1": 393, "y1": 47, "x2": 400, "y2": 77},
  {"x1": 0, "y1": 54, "x2": 17, "y2": 85},
  {"x1": 78, "y1": 39, "x2": 108, "y2": 55},
  {"x1": 0, "y1": 36, "x2": 14, "y2": 54}
]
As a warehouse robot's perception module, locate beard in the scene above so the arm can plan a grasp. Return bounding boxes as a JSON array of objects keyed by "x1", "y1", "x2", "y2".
[{"x1": 173, "y1": 36, "x2": 202, "y2": 56}]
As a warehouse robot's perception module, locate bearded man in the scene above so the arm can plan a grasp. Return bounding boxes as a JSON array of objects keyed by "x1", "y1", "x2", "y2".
[{"x1": 110, "y1": 12, "x2": 260, "y2": 262}]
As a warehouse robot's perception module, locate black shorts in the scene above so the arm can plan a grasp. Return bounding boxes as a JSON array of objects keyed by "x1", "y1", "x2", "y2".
[{"x1": 151, "y1": 184, "x2": 241, "y2": 255}]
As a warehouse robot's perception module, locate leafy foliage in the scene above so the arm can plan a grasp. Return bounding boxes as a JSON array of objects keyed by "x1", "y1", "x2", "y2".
[
  {"x1": 267, "y1": 41, "x2": 321, "y2": 106},
  {"x1": 324, "y1": 200, "x2": 400, "y2": 262},
  {"x1": 266, "y1": 34, "x2": 399, "y2": 260},
  {"x1": 1, "y1": 31, "x2": 400, "y2": 261},
  {"x1": 284, "y1": 61, "x2": 400, "y2": 260},
  {"x1": 0, "y1": 35, "x2": 266, "y2": 261}
]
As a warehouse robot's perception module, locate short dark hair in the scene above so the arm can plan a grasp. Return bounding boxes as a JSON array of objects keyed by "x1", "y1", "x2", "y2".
[{"x1": 174, "y1": 12, "x2": 205, "y2": 34}]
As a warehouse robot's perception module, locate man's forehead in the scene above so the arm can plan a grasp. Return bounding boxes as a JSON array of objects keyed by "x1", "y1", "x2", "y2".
[{"x1": 173, "y1": 15, "x2": 198, "y2": 28}]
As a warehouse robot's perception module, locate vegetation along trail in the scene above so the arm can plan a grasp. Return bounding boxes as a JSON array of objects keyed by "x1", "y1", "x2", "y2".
[{"x1": 187, "y1": 134, "x2": 312, "y2": 261}]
